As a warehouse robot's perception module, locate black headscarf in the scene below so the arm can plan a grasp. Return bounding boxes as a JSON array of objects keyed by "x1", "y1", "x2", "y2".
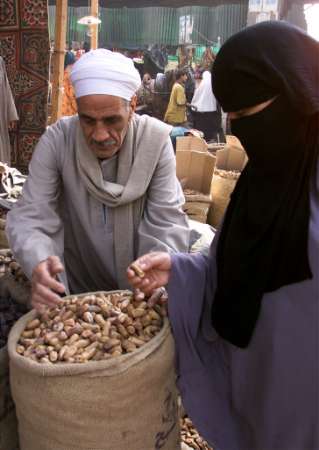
[{"x1": 211, "y1": 21, "x2": 319, "y2": 348}]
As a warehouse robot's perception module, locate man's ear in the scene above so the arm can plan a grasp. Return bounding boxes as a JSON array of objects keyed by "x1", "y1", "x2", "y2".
[{"x1": 130, "y1": 95, "x2": 137, "y2": 113}]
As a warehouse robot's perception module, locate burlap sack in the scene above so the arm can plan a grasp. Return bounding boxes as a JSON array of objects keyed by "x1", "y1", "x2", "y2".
[
  {"x1": 183, "y1": 201, "x2": 211, "y2": 224},
  {"x1": 8, "y1": 291, "x2": 180, "y2": 450},
  {"x1": 0, "y1": 220, "x2": 9, "y2": 250},
  {"x1": 208, "y1": 170, "x2": 240, "y2": 228},
  {"x1": 0, "y1": 347, "x2": 19, "y2": 450},
  {"x1": 0, "y1": 273, "x2": 31, "y2": 307}
]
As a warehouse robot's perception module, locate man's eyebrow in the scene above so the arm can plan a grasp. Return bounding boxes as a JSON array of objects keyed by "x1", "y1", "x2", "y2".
[
  {"x1": 79, "y1": 113, "x2": 95, "y2": 120},
  {"x1": 79, "y1": 113, "x2": 122, "y2": 121}
]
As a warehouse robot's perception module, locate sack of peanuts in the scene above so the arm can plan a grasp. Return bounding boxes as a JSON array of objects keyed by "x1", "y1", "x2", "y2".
[
  {"x1": 0, "y1": 219, "x2": 8, "y2": 250},
  {"x1": 208, "y1": 143, "x2": 247, "y2": 228},
  {"x1": 209, "y1": 169, "x2": 241, "y2": 228},
  {"x1": 0, "y1": 348, "x2": 19, "y2": 450},
  {"x1": 0, "y1": 294, "x2": 28, "y2": 450},
  {"x1": 8, "y1": 290, "x2": 180, "y2": 450},
  {"x1": 180, "y1": 416, "x2": 212, "y2": 450},
  {"x1": 0, "y1": 249, "x2": 31, "y2": 306}
]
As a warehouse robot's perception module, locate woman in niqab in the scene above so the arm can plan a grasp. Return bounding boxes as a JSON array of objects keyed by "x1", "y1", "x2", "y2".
[{"x1": 128, "y1": 21, "x2": 319, "y2": 450}]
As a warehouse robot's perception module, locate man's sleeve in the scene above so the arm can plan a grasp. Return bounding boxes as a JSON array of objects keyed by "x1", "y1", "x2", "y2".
[
  {"x1": 5, "y1": 125, "x2": 65, "y2": 282},
  {"x1": 137, "y1": 137, "x2": 190, "y2": 256}
]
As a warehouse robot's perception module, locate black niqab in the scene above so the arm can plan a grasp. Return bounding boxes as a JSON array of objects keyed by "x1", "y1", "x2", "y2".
[{"x1": 210, "y1": 21, "x2": 319, "y2": 348}]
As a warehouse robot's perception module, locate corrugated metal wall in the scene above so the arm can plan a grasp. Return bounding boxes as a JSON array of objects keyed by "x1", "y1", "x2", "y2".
[
  {"x1": 101, "y1": 7, "x2": 179, "y2": 47},
  {"x1": 48, "y1": 3, "x2": 248, "y2": 48}
]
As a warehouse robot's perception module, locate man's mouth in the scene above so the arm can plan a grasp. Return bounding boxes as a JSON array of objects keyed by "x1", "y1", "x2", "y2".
[{"x1": 92, "y1": 139, "x2": 117, "y2": 149}]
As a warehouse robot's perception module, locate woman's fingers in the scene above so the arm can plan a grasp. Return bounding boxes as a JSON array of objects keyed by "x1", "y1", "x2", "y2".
[{"x1": 132, "y1": 252, "x2": 171, "y2": 273}]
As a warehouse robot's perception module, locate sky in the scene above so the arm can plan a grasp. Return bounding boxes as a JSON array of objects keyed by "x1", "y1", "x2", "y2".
[{"x1": 304, "y1": 3, "x2": 319, "y2": 40}]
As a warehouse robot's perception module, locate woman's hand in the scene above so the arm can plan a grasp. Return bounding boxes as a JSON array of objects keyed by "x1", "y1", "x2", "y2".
[{"x1": 127, "y1": 252, "x2": 172, "y2": 296}]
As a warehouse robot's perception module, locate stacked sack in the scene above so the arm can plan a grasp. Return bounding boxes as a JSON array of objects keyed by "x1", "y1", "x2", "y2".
[
  {"x1": 176, "y1": 135, "x2": 216, "y2": 224},
  {"x1": 208, "y1": 136, "x2": 247, "y2": 228},
  {"x1": 0, "y1": 295, "x2": 29, "y2": 450},
  {"x1": 182, "y1": 188, "x2": 212, "y2": 224}
]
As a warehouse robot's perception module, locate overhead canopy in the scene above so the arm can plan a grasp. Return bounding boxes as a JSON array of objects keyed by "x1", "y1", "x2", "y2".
[
  {"x1": 280, "y1": 0, "x2": 319, "y2": 17},
  {"x1": 48, "y1": 0, "x2": 319, "y2": 7},
  {"x1": 48, "y1": 0, "x2": 246, "y2": 6}
]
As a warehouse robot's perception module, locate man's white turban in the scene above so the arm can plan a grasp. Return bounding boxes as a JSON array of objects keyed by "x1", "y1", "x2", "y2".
[{"x1": 70, "y1": 49, "x2": 141, "y2": 101}]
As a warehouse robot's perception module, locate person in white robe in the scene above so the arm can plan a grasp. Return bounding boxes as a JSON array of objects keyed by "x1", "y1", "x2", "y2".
[
  {"x1": 0, "y1": 57, "x2": 18, "y2": 165},
  {"x1": 191, "y1": 71, "x2": 222, "y2": 142},
  {"x1": 6, "y1": 49, "x2": 190, "y2": 310}
]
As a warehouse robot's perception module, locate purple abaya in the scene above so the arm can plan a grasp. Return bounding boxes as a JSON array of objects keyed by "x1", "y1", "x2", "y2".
[{"x1": 168, "y1": 162, "x2": 319, "y2": 450}]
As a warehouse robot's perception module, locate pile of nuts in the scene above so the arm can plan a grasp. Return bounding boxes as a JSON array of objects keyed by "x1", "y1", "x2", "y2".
[
  {"x1": 180, "y1": 416, "x2": 212, "y2": 450},
  {"x1": 0, "y1": 295, "x2": 29, "y2": 349},
  {"x1": 0, "y1": 249, "x2": 29, "y2": 285},
  {"x1": 17, "y1": 292, "x2": 167, "y2": 364},
  {"x1": 214, "y1": 169, "x2": 241, "y2": 180},
  {"x1": 183, "y1": 188, "x2": 203, "y2": 196}
]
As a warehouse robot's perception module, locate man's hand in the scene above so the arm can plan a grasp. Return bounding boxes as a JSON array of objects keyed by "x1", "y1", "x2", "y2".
[
  {"x1": 127, "y1": 252, "x2": 172, "y2": 296},
  {"x1": 8, "y1": 120, "x2": 18, "y2": 131},
  {"x1": 31, "y1": 256, "x2": 65, "y2": 311}
]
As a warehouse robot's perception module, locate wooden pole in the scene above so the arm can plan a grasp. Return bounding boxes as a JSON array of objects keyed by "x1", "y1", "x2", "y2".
[
  {"x1": 90, "y1": 0, "x2": 99, "y2": 50},
  {"x1": 50, "y1": 0, "x2": 68, "y2": 124}
]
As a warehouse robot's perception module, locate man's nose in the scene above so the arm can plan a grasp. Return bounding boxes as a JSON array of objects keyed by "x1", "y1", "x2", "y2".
[{"x1": 92, "y1": 123, "x2": 110, "y2": 142}]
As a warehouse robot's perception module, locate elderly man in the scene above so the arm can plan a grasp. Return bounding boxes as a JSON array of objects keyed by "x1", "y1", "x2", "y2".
[{"x1": 6, "y1": 49, "x2": 190, "y2": 310}]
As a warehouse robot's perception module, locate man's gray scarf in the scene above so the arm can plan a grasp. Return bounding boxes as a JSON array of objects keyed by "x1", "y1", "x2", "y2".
[{"x1": 76, "y1": 114, "x2": 172, "y2": 288}]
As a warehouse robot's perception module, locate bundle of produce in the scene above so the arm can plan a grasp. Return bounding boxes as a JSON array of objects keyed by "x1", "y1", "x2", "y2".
[
  {"x1": 180, "y1": 416, "x2": 212, "y2": 450},
  {"x1": 8, "y1": 290, "x2": 180, "y2": 450}
]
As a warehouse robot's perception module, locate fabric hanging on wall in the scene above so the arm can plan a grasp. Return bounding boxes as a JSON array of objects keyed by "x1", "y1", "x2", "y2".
[{"x1": 0, "y1": 0, "x2": 49, "y2": 173}]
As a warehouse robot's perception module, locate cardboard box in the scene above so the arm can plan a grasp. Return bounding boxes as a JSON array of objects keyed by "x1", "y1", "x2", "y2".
[
  {"x1": 176, "y1": 150, "x2": 216, "y2": 196},
  {"x1": 176, "y1": 136, "x2": 208, "y2": 153}
]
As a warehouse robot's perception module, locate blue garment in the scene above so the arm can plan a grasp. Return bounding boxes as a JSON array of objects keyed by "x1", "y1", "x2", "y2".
[{"x1": 169, "y1": 127, "x2": 189, "y2": 153}]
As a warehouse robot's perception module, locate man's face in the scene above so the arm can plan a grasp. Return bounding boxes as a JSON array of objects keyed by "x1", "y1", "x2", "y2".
[
  {"x1": 77, "y1": 94, "x2": 135, "y2": 159},
  {"x1": 143, "y1": 74, "x2": 151, "y2": 84}
]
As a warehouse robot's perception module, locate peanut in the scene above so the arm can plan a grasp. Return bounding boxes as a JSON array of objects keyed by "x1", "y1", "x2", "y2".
[
  {"x1": 130, "y1": 262, "x2": 145, "y2": 278},
  {"x1": 26, "y1": 319, "x2": 40, "y2": 330}
]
